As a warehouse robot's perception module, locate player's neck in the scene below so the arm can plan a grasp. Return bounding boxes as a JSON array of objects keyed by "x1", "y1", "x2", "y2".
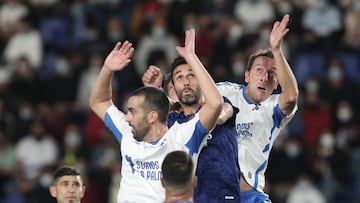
[
  {"x1": 164, "y1": 191, "x2": 193, "y2": 203},
  {"x1": 144, "y1": 124, "x2": 168, "y2": 142}
]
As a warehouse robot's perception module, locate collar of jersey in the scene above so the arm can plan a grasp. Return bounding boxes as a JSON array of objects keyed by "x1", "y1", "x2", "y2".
[{"x1": 242, "y1": 86, "x2": 254, "y2": 104}]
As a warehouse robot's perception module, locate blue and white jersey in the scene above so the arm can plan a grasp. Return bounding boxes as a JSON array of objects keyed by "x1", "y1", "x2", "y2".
[
  {"x1": 216, "y1": 82, "x2": 297, "y2": 192},
  {"x1": 168, "y1": 97, "x2": 241, "y2": 202},
  {"x1": 104, "y1": 105, "x2": 208, "y2": 203}
]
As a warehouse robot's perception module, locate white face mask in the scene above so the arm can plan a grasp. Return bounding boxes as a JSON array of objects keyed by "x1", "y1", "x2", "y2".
[
  {"x1": 285, "y1": 144, "x2": 301, "y2": 158},
  {"x1": 232, "y1": 61, "x2": 245, "y2": 77},
  {"x1": 55, "y1": 59, "x2": 70, "y2": 75},
  {"x1": 305, "y1": 79, "x2": 319, "y2": 93},
  {"x1": 65, "y1": 133, "x2": 81, "y2": 147},
  {"x1": 40, "y1": 173, "x2": 53, "y2": 188},
  {"x1": 320, "y1": 133, "x2": 335, "y2": 149},
  {"x1": 327, "y1": 67, "x2": 344, "y2": 82},
  {"x1": 152, "y1": 26, "x2": 165, "y2": 38},
  {"x1": 228, "y1": 24, "x2": 243, "y2": 42},
  {"x1": 337, "y1": 107, "x2": 353, "y2": 123}
]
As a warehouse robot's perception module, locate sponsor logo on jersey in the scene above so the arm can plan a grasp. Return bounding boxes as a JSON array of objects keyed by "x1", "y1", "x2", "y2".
[
  {"x1": 236, "y1": 122, "x2": 253, "y2": 137},
  {"x1": 125, "y1": 156, "x2": 162, "y2": 180}
]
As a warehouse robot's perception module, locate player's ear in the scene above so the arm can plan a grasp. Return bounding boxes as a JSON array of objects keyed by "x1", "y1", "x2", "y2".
[
  {"x1": 49, "y1": 185, "x2": 57, "y2": 198},
  {"x1": 244, "y1": 70, "x2": 250, "y2": 83},
  {"x1": 160, "y1": 177, "x2": 165, "y2": 187},
  {"x1": 80, "y1": 185, "x2": 86, "y2": 198},
  {"x1": 147, "y1": 111, "x2": 158, "y2": 124}
]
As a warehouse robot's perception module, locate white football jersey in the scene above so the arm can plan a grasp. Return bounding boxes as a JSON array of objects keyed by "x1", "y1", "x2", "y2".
[
  {"x1": 217, "y1": 82, "x2": 297, "y2": 192},
  {"x1": 104, "y1": 105, "x2": 208, "y2": 203}
]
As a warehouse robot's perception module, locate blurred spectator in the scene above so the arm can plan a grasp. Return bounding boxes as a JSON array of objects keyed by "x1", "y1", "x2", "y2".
[
  {"x1": 7, "y1": 57, "x2": 43, "y2": 107},
  {"x1": 268, "y1": 137, "x2": 311, "y2": 203},
  {"x1": 301, "y1": 0, "x2": 342, "y2": 54},
  {"x1": 36, "y1": 102, "x2": 68, "y2": 144},
  {"x1": 39, "y1": 2, "x2": 72, "y2": 51},
  {"x1": 89, "y1": 128, "x2": 121, "y2": 203},
  {"x1": 58, "y1": 124, "x2": 88, "y2": 172},
  {"x1": 134, "y1": 14, "x2": 177, "y2": 76},
  {"x1": 0, "y1": 0, "x2": 29, "y2": 42},
  {"x1": 43, "y1": 51, "x2": 81, "y2": 103},
  {"x1": 14, "y1": 118, "x2": 59, "y2": 202},
  {"x1": 334, "y1": 100, "x2": 360, "y2": 148},
  {"x1": 234, "y1": 0, "x2": 275, "y2": 34},
  {"x1": 285, "y1": 173, "x2": 326, "y2": 203},
  {"x1": 343, "y1": 8, "x2": 360, "y2": 52},
  {"x1": 312, "y1": 130, "x2": 355, "y2": 202},
  {"x1": 320, "y1": 57, "x2": 360, "y2": 110},
  {"x1": 301, "y1": 76, "x2": 334, "y2": 148},
  {"x1": 2, "y1": 15, "x2": 43, "y2": 70},
  {"x1": 76, "y1": 52, "x2": 104, "y2": 110}
]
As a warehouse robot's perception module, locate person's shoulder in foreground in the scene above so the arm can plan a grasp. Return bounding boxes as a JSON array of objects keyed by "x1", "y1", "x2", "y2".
[{"x1": 162, "y1": 150, "x2": 196, "y2": 203}]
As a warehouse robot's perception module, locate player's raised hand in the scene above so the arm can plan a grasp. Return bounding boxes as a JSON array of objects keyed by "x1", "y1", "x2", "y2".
[
  {"x1": 176, "y1": 28, "x2": 196, "y2": 58},
  {"x1": 142, "y1": 65, "x2": 163, "y2": 88},
  {"x1": 270, "y1": 14, "x2": 290, "y2": 51},
  {"x1": 104, "y1": 41, "x2": 134, "y2": 71}
]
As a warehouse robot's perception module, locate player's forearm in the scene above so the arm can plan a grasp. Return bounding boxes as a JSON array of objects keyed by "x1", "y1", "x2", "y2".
[
  {"x1": 89, "y1": 65, "x2": 114, "y2": 109},
  {"x1": 273, "y1": 50, "x2": 298, "y2": 102},
  {"x1": 184, "y1": 54, "x2": 223, "y2": 110}
]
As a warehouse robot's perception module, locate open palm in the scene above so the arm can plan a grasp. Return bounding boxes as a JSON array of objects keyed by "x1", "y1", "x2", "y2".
[
  {"x1": 104, "y1": 41, "x2": 134, "y2": 71},
  {"x1": 270, "y1": 14, "x2": 290, "y2": 51}
]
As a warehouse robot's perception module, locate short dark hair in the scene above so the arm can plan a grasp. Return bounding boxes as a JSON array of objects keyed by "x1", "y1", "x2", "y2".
[
  {"x1": 162, "y1": 151, "x2": 194, "y2": 189},
  {"x1": 246, "y1": 48, "x2": 273, "y2": 71},
  {"x1": 129, "y1": 86, "x2": 170, "y2": 123},
  {"x1": 53, "y1": 166, "x2": 81, "y2": 184},
  {"x1": 170, "y1": 56, "x2": 187, "y2": 83}
]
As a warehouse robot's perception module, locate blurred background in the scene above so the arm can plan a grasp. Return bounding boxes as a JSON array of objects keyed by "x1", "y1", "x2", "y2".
[{"x1": 0, "y1": 0, "x2": 359, "y2": 202}]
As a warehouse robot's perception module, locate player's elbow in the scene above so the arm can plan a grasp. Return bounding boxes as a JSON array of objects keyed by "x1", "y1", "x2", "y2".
[
  {"x1": 89, "y1": 95, "x2": 98, "y2": 111},
  {"x1": 213, "y1": 99, "x2": 224, "y2": 118}
]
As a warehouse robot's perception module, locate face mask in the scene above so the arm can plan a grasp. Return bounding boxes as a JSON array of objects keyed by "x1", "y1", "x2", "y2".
[
  {"x1": 285, "y1": 144, "x2": 301, "y2": 158},
  {"x1": 19, "y1": 108, "x2": 33, "y2": 120},
  {"x1": 337, "y1": 107, "x2": 352, "y2": 123},
  {"x1": 65, "y1": 133, "x2": 81, "y2": 147},
  {"x1": 152, "y1": 27, "x2": 165, "y2": 38},
  {"x1": 305, "y1": 80, "x2": 319, "y2": 93},
  {"x1": 183, "y1": 23, "x2": 198, "y2": 32},
  {"x1": 228, "y1": 24, "x2": 243, "y2": 42},
  {"x1": 320, "y1": 133, "x2": 335, "y2": 149},
  {"x1": 232, "y1": 61, "x2": 245, "y2": 77},
  {"x1": 39, "y1": 173, "x2": 53, "y2": 188},
  {"x1": 55, "y1": 59, "x2": 70, "y2": 75},
  {"x1": 327, "y1": 67, "x2": 343, "y2": 82},
  {"x1": 108, "y1": 31, "x2": 123, "y2": 42}
]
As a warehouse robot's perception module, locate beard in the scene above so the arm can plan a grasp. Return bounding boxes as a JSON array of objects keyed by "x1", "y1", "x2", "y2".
[
  {"x1": 132, "y1": 122, "x2": 151, "y2": 141},
  {"x1": 177, "y1": 88, "x2": 201, "y2": 106}
]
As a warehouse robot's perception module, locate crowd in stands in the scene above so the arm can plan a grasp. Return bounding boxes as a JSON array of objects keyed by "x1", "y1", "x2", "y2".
[{"x1": 0, "y1": 0, "x2": 359, "y2": 202}]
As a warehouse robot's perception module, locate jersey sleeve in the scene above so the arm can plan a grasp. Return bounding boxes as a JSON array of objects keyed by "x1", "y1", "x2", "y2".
[
  {"x1": 171, "y1": 113, "x2": 208, "y2": 156},
  {"x1": 104, "y1": 105, "x2": 132, "y2": 144},
  {"x1": 216, "y1": 81, "x2": 245, "y2": 101}
]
